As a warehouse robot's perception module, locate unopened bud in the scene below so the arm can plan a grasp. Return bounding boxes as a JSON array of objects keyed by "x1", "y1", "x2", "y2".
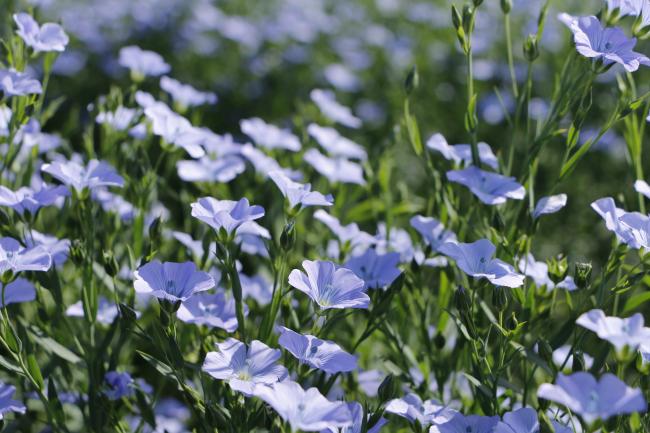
[
  {"x1": 404, "y1": 65, "x2": 419, "y2": 95},
  {"x1": 102, "y1": 250, "x2": 119, "y2": 277},
  {"x1": 538, "y1": 339, "x2": 553, "y2": 366},
  {"x1": 148, "y1": 216, "x2": 163, "y2": 245},
  {"x1": 574, "y1": 262, "x2": 592, "y2": 289},
  {"x1": 547, "y1": 255, "x2": 568, "y2": 285},
  {"x1": 506, "y1": 312, "x2": 519, "y2": 331},
  {"x1": 69, "y1": 240, "x2": 84, "y2": 266},
  {"x1": 451, "y1": 5, "x2": 462, "y2": 30},
  {"x1": 434, "y1": 333, "x2": 446, "y2": 350},
  {"x1": 572, "y1": 350, "x2": 586, "y2": 372},
  {"x1": 500, "y1": 0, "x2": 512, "y2": 14},
  {"x1": 454, "y1": 286, "x2": 471, "y2": 313},
  {"x1": 462, "y1": 5, "x2": 474, "y2": 34},
  {"x1": 378, "y1": 374, "x2": 399, "y2": 402},
  {"x1": 523, "y1": 34, "x2": 539, "y2": 62},
  {"x1": 280, "y1": 221, "x2": 296, "y2": 252},
  {"x1": 492, "y1": 286, "x2": 508, "y2": 311}
]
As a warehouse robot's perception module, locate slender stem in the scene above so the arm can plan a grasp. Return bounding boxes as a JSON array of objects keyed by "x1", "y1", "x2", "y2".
[{"x1": 504, "y1": 13, "x2": 518, "y2": 99}]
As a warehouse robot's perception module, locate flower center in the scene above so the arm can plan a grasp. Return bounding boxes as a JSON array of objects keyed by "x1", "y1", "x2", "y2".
[
  {"x1": 586, "y1": 390, "x2": 599, "y2": 413},
  {"x1": 319, "y1": 283, "x2": 336, "y2": 306},
  {"x1": 604, "y1": 41, "x2": 612, "y2": 51}
]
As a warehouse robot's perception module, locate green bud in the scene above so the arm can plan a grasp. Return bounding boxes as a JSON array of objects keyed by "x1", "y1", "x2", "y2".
[
  {"x1": 572, "y1": 350, "x2": 586, "y2": 372},
  {"x1": 500, "y1": 0, "x2": 512, "y2": 14},
  {"x1": 523, "y1": 34, "x2": 539, "y2": 62},
  {"x1": 574, "y1": 262, "x2": 592, "y2": 289},
  {"x1": 636, "y1": 351, "x2": 650, "y2": 375},
  {"x1": 377, "y1": 374, "x2": 400, "y2": 403},
  {"x1": 462, "y1": 5, "x2": 474, "y2": 35},
  {"x1": 451, "y1": 5, "x2": 462, "y2": 30},
  {"x1": 473, "y1": 0, "x2": 484, "y2": 6},
  {"x1": 491, "y1": 286, "x2": 509, "y2": 311},
  {"x1": 538, "y1": 339, "x2": 553, "y2": 366},
  {"x1": 148, "y1": 216, "x2": 163, "y2": 245},
  {"x1": 280, "y1": 221, "x2": 296, "y2": 252},
  {"x1": 0, "y1": 270, "x2": 13, "y2": 285},
  {"x1": 102, "y1": 250, "x2": 119, "y2": 277},
  {"x1": 546, "y1": 255, "x2": 568, "y2": 285},
  {"x1": 69, "y1": 240, "x2": 85, "y2": 266},
  {"x1": 454, "y1": 286, "x2": 471, "y2": 313},
  {"x1": 506, "y1": 312, "x2": 518, "y2": 331},
  {"x1": 404, "y1": 65, "x2": 419, "y2": 95}
]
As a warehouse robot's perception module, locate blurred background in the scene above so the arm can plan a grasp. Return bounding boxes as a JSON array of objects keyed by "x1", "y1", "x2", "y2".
[{"x1": 0, "y1": 0, "x2": 644, "y2": 267}]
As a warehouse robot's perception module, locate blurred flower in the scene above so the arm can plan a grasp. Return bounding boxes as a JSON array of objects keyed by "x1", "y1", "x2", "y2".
[
  {"x1": 134, "y1": 260, "x2": 214, "y2": 302},
  {"x1": 118, "y1": 45, "x2": 170, "y2": 77},
  {"x1": 591, "y1": 198, "x2": 641, "y2": 248},
  {"x1": 66, "y1": 296, "x2": 119, "y2": 325},
  {"x1": 104, "y1": 371, "x2": 135, "y2": 400},
  {"x1": 439, "y1": 239, "x2": 525, "y2": 288},
  {"x1": 240, "y1": 118, "x2": 301, "y2": 152},
  {"x1": 426, "y1": 133, "x2": 498, "y2": 170},
  {"x1": 493, "y1": 408, "x2": 538, "y2": 433},
  {"x1": 253, "y1": 381, "x2": 353, "y2": 431},
  {"x1": 144, "y1": 103, "x2": 205, "y2": 157},
  {"x1": 619, "y1": 211, "x2": 650, "y2": 249},
  {"x1": 160, "y1": 76, "x2": 217, "y2": 108},
  {"x1": 410, "y1": 215, "x2": 457, "y2": 252},
  {"x1": 240, "y1": 143, "x2": 300, "y2": 179},
  {"x1": 314, "y1": 210, "x2": 375, "y2": 251},
  {"x1": 552, "y1": 345, "x2": 594, "y2": 370},
  {"x1": 537, "y1": 372, "x2": 646, "y2": 423},
  {"x1": 344, "y1": 248, "x2": 401, "y2": 289},
  {"x1": 14, "y1": 13, "x2": 68, "y2": 52},
  {"x1": 446, "y1": 167, "x2": 525, "y2": 205},
  {"x1": 559, "y1": 14, "x2": 649, "y2": 72},
  {"x1": 517, "y1": 254, "x2": 577, "y2": 291},
  {"x1": 310, "y1": 89, "x2": 362, "y2": 129},
  {"x1": 0, "y1": 69, "x2": 42, "y2": 96},
  {"x1": 533, "y1": 194, "x2": 567, "y2": 219},
  {"x1": 304, "y1": 149, "x2": 365, "y2": 185},
  {"x1": 41, "y1": 159, "x2": 124, "y2": 192},
  {"x1": 239, "y1": 272, "x2": 272, "y2": 305},
  {"x1": 432, "y1": 413, "x2": 499, "y2": 433},
  {"x1": 0, "y1": 383, "x2": 26, "y2": 419},
  {"x1": 0, "y1": 278, "x2": 35, "y2": 307},
  {"x1": 0, "y1": 237, "x2": 51, "y2": 274},
  {"x1": 191, "y1": 197, "x2": 265, "y2": 236},
  {"x1": 177, "y1": 155, "x2": 246, "y2": 183},
  {"x1": 92, "y1": 188, "x2": 134, "y2": 221},
  {"x1": 289, "y1": 259, "x2": 369, "y2": 309},
  {"x1": 278, "y1": 327, "x2": 357, "y2": 374},
  {"x1": 307, "y1": 124, "x2": 367, "y2": 160},
  {"x1": 323, "y1": 401, "x2": 387, "y2": 433},
  {"x1": 385, "y1": 393, "x2": 454, "y2": 426},
  {"x1": 269, "y1": 170, "x2": 333, "y2": 210},
  {"x1": 202, "y1": 338, "x2": 287, "y2": 396},
  {"x1": 177, "y1": 292, "x2": 245, "y2": 332},
  {"x1": 577, "y1": 309, "x2": 650, "y2": 351},
  {"x1": 0, "y1": 184, "x2": 68, "y2": 214},
  {"x1": 96, "y1": 106, "x2": 138, "y2": 131},
  {"x1": 634, "y1": 179, "x2": 650, "y2": 199}
]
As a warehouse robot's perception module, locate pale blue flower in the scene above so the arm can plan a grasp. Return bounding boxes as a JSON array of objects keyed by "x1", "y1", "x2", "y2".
[
  {"x1": 385, "y1": 393, "x2": 454, "y2": 426},
  {"x1": 14, "y1": 13, "x2": 69, "y2": 52},
  {"x1": 537, "y1": 372, "x2": 646, "y2": 423},
  {"x1": 289, "y1": 259, "x2": 369, "y2": 310},
  {"x1": 577, "y1": 309, "x2": 650, "y2": 351},
  {"x1": 307, "y1": 124, "x2": 367, "y2": 160},
  {"x1": 240, "y1": 273, "x2": 273, "y2": 305},
  {"x1": 160, "y1": 76, "x2": 217, "y2": 108},
  {"x1": 191, "y1": 197, "x2": 265, "y2": 236},
  {"x1": 439, "y1": 239, "x2": 525, "y2": 287},
  {"x1": 92, "y1": 188, "x2": 135, "y2": 221},
  {"x1": 410, "y1": 215, "x2": 457, "y2": 252},
  {"x1": 533, "y1": 194, "x2": 568, "y2": 219},
  {"x1": 426, "y1": 133, "x2": 498, "y2": 170},
  {"x1": 0, "y1": 383, "x2": 26, "y2": 419},
  {"x1": 177, "y1": 156, "x2": 246, "y2": 183},
  {"x1": 323, "y1": 401, "x2": 388, "y2": 433},
  {"x1": 0, "y1": 278, "x2": 35, "y2": 307},
  {"x1": 25, "y1": 230, "x2": 69, "y2": 267},
  {"x1": 202, "y1": 338, "x2": 287, "y2": 396},
  {"x1": 304, "y1": 149, "x2": 366, "y2": 185},
  {"x1": 634, "y1": 179, "x2": 650, "y2": 199},
  {"x1": 96, "y1": 106, "x2": 138, "y2": 131},
  {"x1": 134, "y1": 260, "x2": 214, "y2": 302},
  {"x1": 177, "y1": 292, "x2": 246, "y2": 332},
  {"x1": 619, "y1": 211, "x2": 650, "y2": 249},
  {"x1": 0, "y1": 184, "x2": 68, "y2": 214},
  {"x1": 253, "y1": 380, "x2": 353, "y2": 431},
  {"x1": 269, "y1": 170, "x2": 333, "y2": 210},
  {"x1": 432, "y1": 413, "x2": 499, "y2": 433},
  {"x1": 344, "y1": 249, "x2": 401, "y2": 289},
  {"x1": 358, "y1": 370, "x2": 384, "y2": 397},
  {"x1": 0, "y1": 237, "x2": 51, "y2": 274},
  {"x1": 41, "y1": 159, "x2": 124, "y2": 192},
  {"x1": 104, "y1": 371, "x2": 135, "y2": 400},
  {"x1": 0, "y1": 69, "x2": 42, "y2": 96},
  {"x1": 66, "y1": 296, "x2": 119, "y2": 325},
  {"x1": 311, "y1": 89, "x2": 362, "y2": 129},
  {"x1": 118, "y1": 46, "x2": 170, "y2": 77},
  {"x1": 314, "y1": 210, "x2": 375, "y2": 251},
  {"x1": 494, "y1": 408, "x2": 538, "y2": 433},
  {"x1": 559, "y1": 14, "x2": 649, "y2": 72},
  {"x1": 591, "y1": 198, "x2": 641, "y2": 248},
  {"x1": 240, "y1": 143, "x2": 301, "y2": 180},
  {"x1": 143, "y1": 103, "x2": 205, "y2": 158},
  {"x1": 240, "y1": 117, "x2": 301, "y2": 152},
  {"x1": 278, "y1": 327, "x2": 357, "y2": 374},
  {"x1": 553, "y1": 345, "x2": 594, "y2": 371},
  {"x1": 447, "y1": 167, "x2": 525, "y2": 205}
]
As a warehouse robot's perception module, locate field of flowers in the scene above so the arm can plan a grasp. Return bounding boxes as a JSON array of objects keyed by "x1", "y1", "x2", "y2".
[{"x1": 2, "y1": 0, "x2": 650, "y2": 431}]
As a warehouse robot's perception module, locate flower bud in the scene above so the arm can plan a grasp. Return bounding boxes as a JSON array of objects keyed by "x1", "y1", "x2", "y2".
[
  {"x1": 434, "y1": 333, "x2": 446, "y2": 350},
  {"x1": 102, "y1": 250, "x2": 119, "y2": 278},
  {"x1": 500, "y1": 0, "x2": 512, "y2": 14},
  {"x1": 636, "y1": 351, "x2": 650, "y2": 375},
  {"x1": 546, "y1": 255, "x2": 568, "y2": 285},
  {"x1": 148, "y1": 216, "x2": 163, "y2": 246},
  {"x1": 69, "y1": 240, "x2": 85, "y2": 266},
  {"x1": 280, "y1": 221, "x2": 296, "y2": 252},
  {"x1": 574, "y1": 262, "x2": 592, "y2": 289},
  {"x1": 454, "y1": 286, "x2": 471, "y2": 314},
  {"x1": 492, "y1": 286, "x2": 509, "y2": 311},
  {"x1": 523, "y1": 34, "x2": 539, "y2": 62},
  {"x1": 473, "y1": 0, "x2": 484, "y2": 6},
  {"x1": 538, "y1": 339, "x2": 553, "y2": 366},
  {"x1": 462, "y1": 5, "x2": 474, "y2": 34},
  {"x1": 506, "y1": 312, "x2": 518, "y2": 331},
  {"x1": 378, "y1": 374, "x2": 399, "y2": 403},
  {"x1": 451, "y1": 5, "x2": 462, "y2": 30},
  {"x1": 404, "y1": 65, "x2": 419, "y2": 95}
]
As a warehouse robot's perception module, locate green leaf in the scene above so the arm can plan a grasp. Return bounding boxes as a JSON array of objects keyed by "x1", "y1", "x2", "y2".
[
  {"x1": 26, "y1": 354, "x2": 44, "y2": 391},
  {"x1": 623, "y1": 291, "x2": 650, "y2": 314},
  {"x1": 28, "y1": 327, "x2": 82, "y2": 364},
  {"x1": 137, "y1": 351, "x2": 175, "y2": 377}
]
